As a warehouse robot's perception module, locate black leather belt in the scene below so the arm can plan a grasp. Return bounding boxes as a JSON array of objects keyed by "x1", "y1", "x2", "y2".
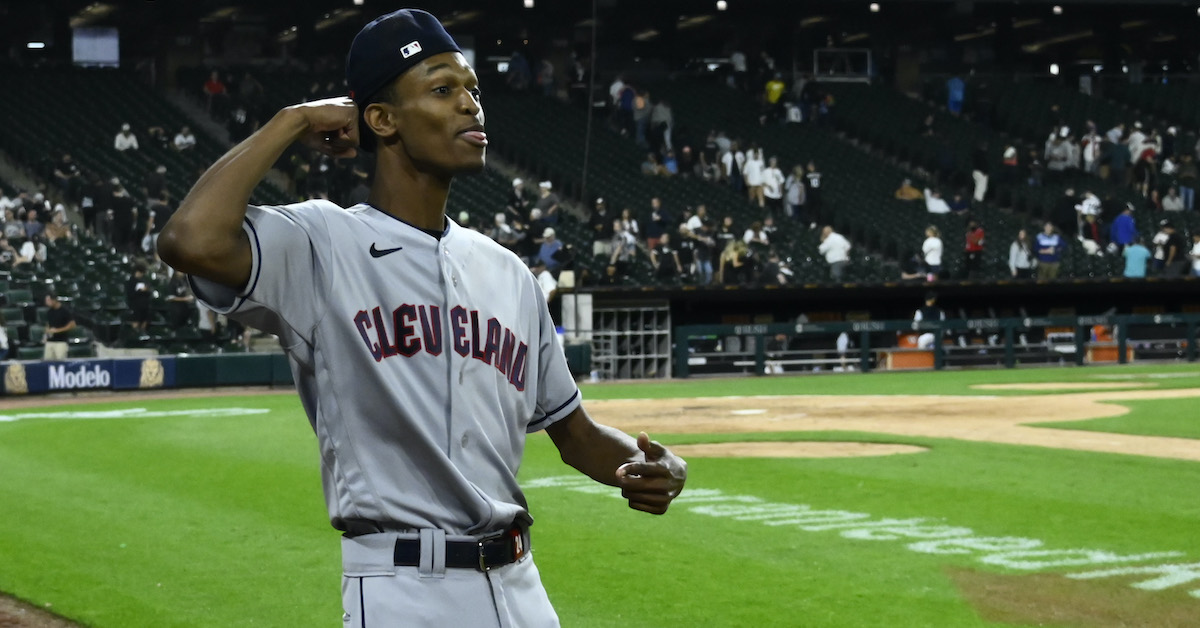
[{"x1": 393, "y1": 527, "x2": 527, "y2": 572}]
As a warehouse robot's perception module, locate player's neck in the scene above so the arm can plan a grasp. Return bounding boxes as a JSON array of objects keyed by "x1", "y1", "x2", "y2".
[{"x1": 369, "y1": 160, "x2": 452, "y2": 231}]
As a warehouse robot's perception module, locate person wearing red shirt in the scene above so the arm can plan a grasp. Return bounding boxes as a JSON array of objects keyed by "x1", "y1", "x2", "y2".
[{"x1": 963, "y1": 220, "x2": 985, "y2": 279}]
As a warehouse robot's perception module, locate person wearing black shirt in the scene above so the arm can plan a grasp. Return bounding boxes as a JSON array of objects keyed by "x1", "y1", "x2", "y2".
[
  {"x1": 913, "y1": 292, "x2": 946, "y2": 349},
  {"x1": 804, "y1": 161, "x2": 822, "y2": 211},
  {"x1": 587, "y1": 198, "x2": 614, "y2": 258},
  {"x1": 44, "y1": 292, "x2": 75, "y2": 360},
  {"x1": 1162, "y1": 222, "x2": 1189, "y2": 277},
  {"x1": 165, "y1": 272, "x2": 194, "y2": 329},
  {"x1": 126, "y1": 263, "x2": 153, "y2": 333}
]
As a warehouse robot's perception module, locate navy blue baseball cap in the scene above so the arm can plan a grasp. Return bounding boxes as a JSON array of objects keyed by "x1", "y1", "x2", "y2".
[{"x1": 346, "y1": 9, "x2": 462, "y2": 149}]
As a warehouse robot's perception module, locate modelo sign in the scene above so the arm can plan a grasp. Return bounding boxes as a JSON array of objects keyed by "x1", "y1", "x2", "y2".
[{"x1": 48, "y1": 363, "x2": 112, "y2": 390}]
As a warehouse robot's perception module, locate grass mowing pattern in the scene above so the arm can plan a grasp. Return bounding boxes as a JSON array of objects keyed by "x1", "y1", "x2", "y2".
[{"x1": 1, "y1": 363, "x2": 1199, "y2": 626}]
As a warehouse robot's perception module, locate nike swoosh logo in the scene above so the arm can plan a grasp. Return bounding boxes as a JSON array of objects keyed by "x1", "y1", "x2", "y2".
[{"x1": 369, "y1": 243, "x2": 404, "y2": 258}]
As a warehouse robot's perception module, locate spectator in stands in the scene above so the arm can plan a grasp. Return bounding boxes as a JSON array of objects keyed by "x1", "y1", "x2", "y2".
[
  {"x1": 804, "y1": 161, "x2": 823, "y2": 213},
  {"x1": 743, "y1": 220, "x2": 770, "y2": 251},
  {"x1": 1162, "y1": 187, "x2": 1184, "y2": 212},
  {"x1": 165, "y1": 272, "x2": 194, "y2": 328},
  {"x1": 13, "y1": 234, "x2": 44, "y2": 268},
  {"x1": 537, "y1": 228, "x2": 563, "y2": 272},
  {"x1": 2, "y1": 209, "x2": 22, "y2": 239},
  {"x1": 108, "y1": 178, "x2": 138, "y2": 253},
  {"x1": 1150, "y1": 220, "x2": 1170, "y2": 274},
  {"x1": 894, "y1": 179, "x2": 922, "y2": 202},
  {"x1": 650, "y1": 233, "x2": 683, "y2": 283},
  {"x1": 126, "y1": 262, "x2": 153, "y2": 333},
  {"x1": 641, "y1": 152, "x2": 669, "y2": 177},
  {"x1": 114, "y1": 123, "x2": 139, "y2": 151},
  {"x1": 948, "y1": 193, "x2": 969, "y2": 214},
  {"x1": 1081, "y1": 124, "x2": 1102, "y2": 175},
  {"x1": 661, "y1": 150, "x2": 679, "y2": 176},
  {"x1": 534, "y1": 181, "x2": 560, "y2": 225},
  {"x1": 922, "y1": 226, "x2": 943, "y2": 280},
  {"x1": 761, "y1": 158, "x2": 785, "y2": 214},
  {"x1": 502, "y1": 179, "x2": 530, "y2": 223},
  {"x1": 1161, "y1": 221, "x2": 1188, "y2": 277},
  {"x1": 645, "y1": 198, "x2": 669, "y2": 250},
  {"x1": 506, "y1": 51, "x2": 532, "y2": 91},
  {"x1": 609, "y1": 219, "x2": 638, "y2": 275},
  {"x1": 743, "y1": 146, "x2": 765, "y2": 207},
  {"x1": 1009, "y1": 229, "x2": 1035, "y2": 279},
  {"x1": 1191, "y1": 233, "x2": 1200, "y2": 277},
  {"x1": 721, "y1": 141, "x2": 745, "y2": 192},
  {"x1": 1107, "y1": 136, "x2": 1131, "y2": 186},
  {"x1": 0, "y1": 236, "x2": 17, "y2": 265},
  {"x1": 784, "y1": 164, "x2": 806, "y2": 222},
  {"x1": 144, "y1": 164, "x2": 168, "y2": 201},
  {"x1": 1177, "y1": 153, "x2": 1198, "y2": 211},
  {"x1": 971, "y1": 142, "x2": 989, "y2": 204},
  {"x1": 587, "y1": 198, "x2": 614, "y2": 258},
  {"x1": 43, "y1": 211, "x2": 72, "y2": 243},
  {"x1": 22, "y1": 209, "x2": 43, "y2": 240},
  {"x1": 685, "y1": 205, "x2": 716, "y2": 285},
  {"x1": 597, "y1": 263, "x2": 623, "y2": 287},
  {"x1": 203, "y1": 70, "x2": 228, "y2": 117},
  {"x1": 53, "y1": 154, "x2": 80, "y2": 201},
  {"x1": 923, "y1": 187, "x2": 951, "y2": 214},
  {"x1": 1109, "y1": 203, "x2": 1137, "y2": 253},
  {"x1": 1123, "y1": 237, "x2": 1151, "y2": 278},
  {"x1": 618, "y1": 207, "x2": 640, "y2": 240},
  {"x1": 1025, "y1": 147, "x2": 1044, "y2": 187},
  {"x1": 43, "y1": 292, "x2": 75, "y2": 360},
  {"x1": 0, "y1": 311, "x2": 7, "y2": 360},
  {"x1": 718, "y1": 239, "x2": 752, "y2": 285},
  {"x1": 1131, "y1": 151, "x2": 1158, "y2": 198},
  {"x1": 650, "y1": 98, "x2": 674, "y2": 153},
  {"x1": 146, "y1": 125, "x2": 171, "y2": 150},
  {"x1": 1035, "y1": 223, "x2": 1064, "y2": 279},
  {"x1": 818, "y1": 225, "x2": 851, "y2": 282},
  {"x1": 962, "y1": 220, "x2": 985, "y2": 279},
  {"x1": 632, "y1": 89, "x2": 652, "y2": 147},
  {"x1": 95, "y1": 208, "x2": 114, "y2": 245},
  {"x1": 173, "y1": 126, "x2": 197, "y2": 151},
  {"x1": 759, "y1": 249, "x2": 791, "y2": 286},
  {"x1": 530, "y1": 258, "x2": 557, "y2": 304},
  {"x1": 490, "y1": 213, "x2": 521, "y2": 255},
  {"x1": 763, "y1": 73, "x2": 786, "y2": 124},
  {"x1": 715, "y1": 215, "x2": 737, "y2": 251},
  {"x1": 1080, "y1": 214, "x2": 1105, "y2": 256},
  {"x1": 1044, "y1": 132, "x2": 1072, "y2": 183}
]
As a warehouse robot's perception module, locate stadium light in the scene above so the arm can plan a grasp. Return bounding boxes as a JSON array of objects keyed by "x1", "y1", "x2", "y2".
[
  {"x1": 352, "y1": 0, "x2": 363, "y2": 5},
  {"x1": 1049, "y1": 63, "x2": 1060, "y2": 76},
  {"x1": 26, "y1": 42, "x2": 45, "y2": 49},
  {"x1": 869, "y1": 3, "x2": 880, "y2": 13},
  {"x1": 716, "y1": 1, "x2": 727, "y2": 11},
  {"x1": 524, "y1": 0, "x2": 534, "y2": 8},
  {"x1": 1052, "y1": 5, "x2": 1063, "y2": 15}
]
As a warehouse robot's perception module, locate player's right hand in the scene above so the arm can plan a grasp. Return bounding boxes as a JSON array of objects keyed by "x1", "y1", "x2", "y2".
[{"x1": 289, "y1": 97, "x2": 360, "y2": 158}]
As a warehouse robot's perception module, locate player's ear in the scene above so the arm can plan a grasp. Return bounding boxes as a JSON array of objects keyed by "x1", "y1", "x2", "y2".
[{"x1": 363, "y1": 102, "x2": 401, "y2": 145}]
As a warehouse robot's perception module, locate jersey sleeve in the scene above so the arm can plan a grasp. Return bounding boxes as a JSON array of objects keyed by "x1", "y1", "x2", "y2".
[
  {"x1": 189, "y1": 203, "x2": 330, "y2": 348},
  {"x1": 524, "y1": 273, "x2": 581, "y2": 433}
]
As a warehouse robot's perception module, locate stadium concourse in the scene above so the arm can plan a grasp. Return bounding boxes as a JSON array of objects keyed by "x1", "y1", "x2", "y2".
[{"x1": 0, "y1": 0, "x2": 1199, "y2": 365}]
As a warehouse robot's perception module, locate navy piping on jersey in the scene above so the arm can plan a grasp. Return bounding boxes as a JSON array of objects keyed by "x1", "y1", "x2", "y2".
[
  {"x1": 528, "y1": 389, "x2": 580, "y2": 430},
  {"x1": 232, "y1": 216, "x2": 265, "y2": 312},
  {"x1": 363, "y1": 202, "x2": 450, "y2": 239}
]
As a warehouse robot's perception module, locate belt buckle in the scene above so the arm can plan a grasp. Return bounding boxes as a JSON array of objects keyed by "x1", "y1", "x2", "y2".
[{"x1": 476, "y1": 529, "x2": 504, "y2": 572}]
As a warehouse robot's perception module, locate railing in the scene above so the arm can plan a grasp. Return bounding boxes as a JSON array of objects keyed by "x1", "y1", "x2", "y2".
[{"x1": 674, "y1": 314, "x2": 1200, "y2": 378}]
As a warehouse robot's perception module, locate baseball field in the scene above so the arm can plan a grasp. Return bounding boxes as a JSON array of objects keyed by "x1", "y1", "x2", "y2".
[{"x1": 2, "y1": 363, "x2": 1200, "y2": 627}]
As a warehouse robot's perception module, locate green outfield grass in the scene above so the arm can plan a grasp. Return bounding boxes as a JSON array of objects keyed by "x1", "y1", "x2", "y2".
[
  {"x1": 1032, "y1": 397, "x2": 1200, "y2": 440},
  {"x1": 1, "y1": 362, "x2": 1199, "y2": 627}
]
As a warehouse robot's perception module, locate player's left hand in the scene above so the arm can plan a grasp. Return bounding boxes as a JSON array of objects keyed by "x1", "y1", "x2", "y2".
[{"x1": 616, "y1": 432, "x2": 687, "y2": 515}]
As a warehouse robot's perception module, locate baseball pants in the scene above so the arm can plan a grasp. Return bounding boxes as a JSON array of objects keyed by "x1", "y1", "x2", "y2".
[{"x1": 341, "y1": 531, "x2": 559, "y2": 628}]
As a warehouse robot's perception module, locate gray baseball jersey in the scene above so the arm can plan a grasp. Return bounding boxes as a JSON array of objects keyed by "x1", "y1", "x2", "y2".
[{"x1": 192, "y1": 199, "x2": 582, "y2": 535}]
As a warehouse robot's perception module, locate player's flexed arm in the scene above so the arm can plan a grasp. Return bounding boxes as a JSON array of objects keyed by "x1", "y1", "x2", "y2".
[
  {"x1": 157, "y1": 98, "x2": 359, "y2": 289},
  {"x1": 547, "y1": 406, "x2": 687, "y2": 515}
]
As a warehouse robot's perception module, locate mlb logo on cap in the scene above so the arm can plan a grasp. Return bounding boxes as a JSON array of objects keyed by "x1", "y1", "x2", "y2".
[{"x1": 401, "y1": 40, "x2": 423, "y2": 59}]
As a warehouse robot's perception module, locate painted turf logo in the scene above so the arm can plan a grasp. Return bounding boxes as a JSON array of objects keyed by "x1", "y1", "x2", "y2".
[
  {"x1": 526, "y1": 476, "x2": 1200, "y2": 599},
  {"x1": 0, "y1": 408, "x2": 271, "y2": 423}
]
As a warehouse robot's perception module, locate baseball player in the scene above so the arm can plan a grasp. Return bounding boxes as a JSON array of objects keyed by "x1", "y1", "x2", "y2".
[{"x1": 157, "y1": 9, "x2": 687, "y2": 627}]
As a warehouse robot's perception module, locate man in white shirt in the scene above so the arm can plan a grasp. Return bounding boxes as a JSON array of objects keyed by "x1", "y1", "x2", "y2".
[
  {"x1": 924, "y1": 188, "x2": 951, "y2": 214},
  {"x1": 762, "y1": 157, "x2": 785, "y2": 213},
  {"x1": 531, "y1": 259, "x2": 558, "y2": 302},
  {"x1": 114, "y1": 123, "x2": 139, "y2": 151},
  {"x1": 818, "y1": 225, "x2": 852, "y2": 281},
  {"x1": 173, "y1": 126, "x2": 197, "y2": 151}
]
